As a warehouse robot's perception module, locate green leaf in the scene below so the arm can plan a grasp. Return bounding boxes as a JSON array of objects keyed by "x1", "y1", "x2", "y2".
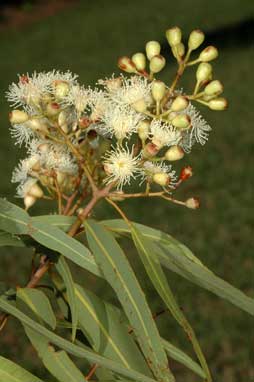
[
  {"x1": 131, "y1": 224, "x2": 211, "y2": 381},
  {"x1": 0, "y1": 231, "x2": 25, "y2": 247},
  {"x1": 103, "y1": 219, "x2": 254, "y2": 317},
  {"x1": 32, "y1": 215, "x2": 76, "y2": 232},
  {"x1": 162, "y1": 339, "x2": 206, "y2": 379},
  {"x1": 85, "y1": 220, "x2": 174, "y2": 382},
  {"x1": 55, "y1": 257, "x2": 78, "y2": 341},
  {"x1": 25, "y1": 328, "x2": 85, "y2": 382},
  {"x1": 75, "y1": 284, "x2": 151, "y2": 377},
  {"x1": 17, "y1": 287, "x2": 56, "y2": 329},
  {"x1": 0, "y1": 356, "x2": 43, "y2": 382},
  {"x1": 29, "y1": 218, "x2": 102, "y2": 277},
  {"x1": 0, "y1": 297, "x2": 157, "y2": 382},
  {"x1": 0, "y1": 198, "x2": 29, "y2": 235}
]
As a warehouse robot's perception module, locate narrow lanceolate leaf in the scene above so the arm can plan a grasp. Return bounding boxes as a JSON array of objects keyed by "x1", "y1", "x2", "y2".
[
  {"x1": 75, "y1": 284, "x2": 151, "y2": 377},
  {"x1": 55, "y1": 257, "x2": 78, "y2": 341},
  {"x1": 25, "y1": 328, "x2": 85, "y2": 382},
  {"x1": 0, "y1": 198, "x2": 29, "y2": 235},
  {"x1": 17, "y1": 287, "x2": 56, "y2": 329},
  {"x1": 32, "y1": 215, "x2": 76, "y2": 233},
  {"x1": 29, "y1": 219, "x2": 102, "y2": 277},
  {"x1": 131, "y1": 224, "x2": 211, "y2": 382},
  {"x1": 162, "y1": 339, "x2": 206, "y2": 379},
  {"x1": 0, "y1": 298, "x2": 157, "y2": 382},
  {"x1": 102, "y1": 219, "x2": 254, "y2": 317},
  {"x1": 0, "y1": 199, "x2": 101, "y2": 276},
  {"x1": 85, "y1": 220, "x2": 174, "y2": 382},
  {"x1": 0, "y1": 356, "x2": 43, "y2": 382},
  {"x1": 0, "y1": 231, "x2": 25, "y2": 247}
]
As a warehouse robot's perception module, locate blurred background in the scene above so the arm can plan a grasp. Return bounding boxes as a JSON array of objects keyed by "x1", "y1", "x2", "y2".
[{"x1": 0, "y1": 0, "x2": 253, "y2": 381}]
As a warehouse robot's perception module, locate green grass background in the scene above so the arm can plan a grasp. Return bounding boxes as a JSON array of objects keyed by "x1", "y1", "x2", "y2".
[{"x1": 0, "y1": 0, "x2": 254, "y2": 381}]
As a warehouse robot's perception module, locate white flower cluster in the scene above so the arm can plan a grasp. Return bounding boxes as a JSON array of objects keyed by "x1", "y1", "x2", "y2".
[{"x1": 6, "y1": 67, "x2": 212, "y2": 206}]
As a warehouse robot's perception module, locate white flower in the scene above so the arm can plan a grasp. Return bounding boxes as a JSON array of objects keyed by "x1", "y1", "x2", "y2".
[
  {"x1": 89, "y1": 89, "x2": 109, "y2": 120},
  {"x1": 150, "y1": 119, "x2": 181, "y2": 149},
  {"x1": 10, "y1": 122, "x2": 35, "y2": 146},
  {"x1": 16, "y1": 177, "x2": 37, "y2": 198},
  {"x1": 63, "y1": 85, "x2": 90, "y2": 114},
  {"x1": 140, "y1": 161, "x2": 177, "y2": 184},
  {"x1": 97, "y1": 75, "x2": 122, "y2": 93},
  {"x1": 110, "y1": 75, "x2": 152, "y2": 107},
  {"x1": 28, "y1": 139, "x2": 78, "y2": 174},
  {"x1": 12, "y1": 154, "x2": 40, "y2": 184},
  {"x1": 180, "y1": 103, "x2": 211, "y2": 151},
  {"x1": 103, "y1": 145, "x2": 140, "y2": 189},
  {"x1": 6, "y1": 70, "x2": 78, "y2": 111},
  {"x1": 100, "y1": 104, "x2": 143, "y2": 141}
]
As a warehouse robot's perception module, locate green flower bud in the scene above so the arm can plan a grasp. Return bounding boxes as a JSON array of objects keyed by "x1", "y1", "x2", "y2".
[
  {"x1": 165, "y1": 145, "x2": 184, "y2": 161},
  {"x1": 199, "y1": 46, "x2": 218, "y2": 62},
  {"x1": 208, "y1": 97, "x2": 228, "y2": 110},
  {"x1": 176, "y1": 42, "x2": 185, "y2": 57},
  {"x1": 153, "y1": 172, "x2": 170, "y2": 186},
  {"x1": 24, "y1": 195, "x2": 36, "y2": 210},
  {"x1": 9, "y1": 110, "x2": 29, "y2": 124},
  {"x1": 145, "y1": 41, "x2": 161, "y2": 60},
  {"x1": 118, "y1": 56, "x2": 136, "y2": 73},
  {"x1": 188, "y1": 29, "x2": 205, "y2": 50},
  {"x1": 151, "y1": 80, "x2": 166, "y2": 101},
  {"x1": 29, "y1": 183, "x2": 44, "y2": 199},
  {"x1": 172, "y1": 114, "x2": 191, "y2": 129},
  {"x1": 132, "y1": 52, "x2": 146, "y2": 71},
  {"x1": 204, "y1": 80, "x2": 223, "y2": 96},
  {"x1": 166, "y1": 26, "x2": 182, "y2": 46},
  {"x1": 196, "y1": 62, "x2": 213, "y2": 82},
  {"x1": 170, "y1": 96, "x2": 189, "y2": 112},
  {"x1": 149, "y1": 55, "x2": 166, "y2": 73},
  {"x1": 132, "y1": 99, "x2": 147, "y2": 113},
  {"x1": 137, "y1": 120, "x2": 150, "y2": 141},
  {"x1": 185, "y1": 197, "x2": 200, "y2": 209}
]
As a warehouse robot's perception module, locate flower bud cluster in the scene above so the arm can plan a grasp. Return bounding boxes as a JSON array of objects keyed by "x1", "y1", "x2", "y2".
[{"x1": 6, "y1": 26, "x2": 227, "y2": 209}]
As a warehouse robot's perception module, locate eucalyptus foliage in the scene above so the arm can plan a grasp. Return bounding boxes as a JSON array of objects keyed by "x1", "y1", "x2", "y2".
[{"x1": 0, "y1": 26, "x2": 251, "y2": 382}]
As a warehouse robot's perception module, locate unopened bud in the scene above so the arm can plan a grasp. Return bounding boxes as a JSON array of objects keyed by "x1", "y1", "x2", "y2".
[
  {"x1": 137, "y1": 120, "x2": 150, "y2": 141},
  {"x1": 188, "y1": 29, "x2": 205, "y2": 50},
  {"x1": 143, "y1": 143, "x2": 160, "y2": 158},
  {"x1": 24, "y1": 195, "x2": 36, "y2": 210},
  {"x1": 172, "y1": 114, "x2": 191, "y2": 129},
  {"x1": 185, "y1": 197, "x2": 200, "y2": 209},
  {"x1": 149, "y1": 55, "x2": 166, "y2": 73},
  {"x1": 26, "y1": 118, "x2": 49, "y2": 134},
  {"x1": 46, "y1": 102, "x2": 60, "y2": 117},
  {"x1": 53, "y1": 80, "x2": 70, "y2": 100},
  {"x1": 9, "y1": 110, "x2": 29, "y2": 124},
  {"x1": 132, "y1": 53, "x2": 146, "y2": 71},
  {"x1": 56, "y1": 171, "x2": 67, "y2": 185},
  {"x1": 199, "y1": 46, "x2": 218, "y2": 62},
  {"x1": 151, "y1": 80, "x2": 166, "y2": 101},
  {"x1": 165, "y1": 145, "x2": 184, "y2": 161},
  {"x1": 118, "y1": 56, "x2": 136, "y2": 73},
  {"x1": 170, "y1": 96, "x2": 189, "y2": 112},
  {"x1": 204, "y1": 80, "x2": 223, "y2": 96},
  {"x1": 145, "y1": 41, "x2": 161, "y2": 60},
  {"x1": 196, "y1": 62, "x2": 213, "y2": 82},
  {"x1": 153, "y1": 172, "x2": 170, "y2": 186},
  {"x1": 132, "y1": 99, "x2": 147, "y2": 113},
  {"x1": 180, "y1": 166, "x2": 193, "y2": 180},
  {"x1": 208, "y1": 97, "x2": 228, "y2": 110},
  {"x1": 27, "y1": 155, "x2": 40, "y2": 171},
  {"x1": 37, "y1": 143, "x2": 49, "y2": 153},
  {"x1": 176, "y1": 43, "x2": 185, "y2": 57},
  {"x1": 166, "y1": 27, "x2": 182, "y2": 46},
  {"x1": 28, "y1": 183, "x2": 43, "y2": 199}
]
